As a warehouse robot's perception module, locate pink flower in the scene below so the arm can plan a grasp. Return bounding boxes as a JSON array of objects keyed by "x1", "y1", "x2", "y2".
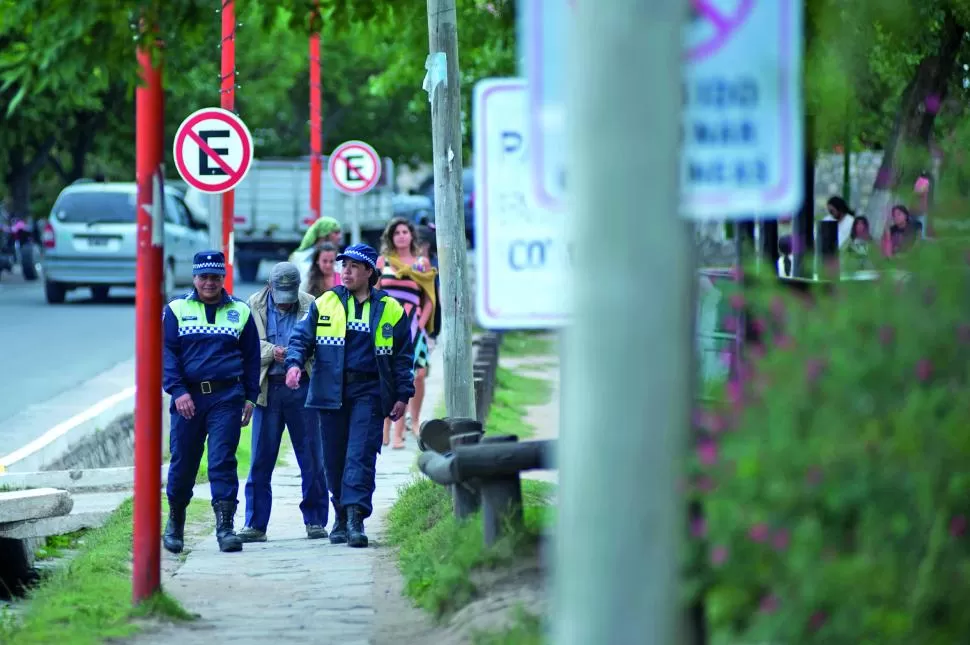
[
  {"x1": 690, "y1": 517, "x2": 707, "y2": 538},
  {"x1": 805, "y1": 358, "x2": 825, "y2": 384},
  {"x1": 775, "y1": 334, "x2": 794, "y2": 350},
  {"x1": 752, "y1": 318, "x2": 766, "y2": 334},
  {"x1": 878, "y1": 325, "x2": 895, "y2": 346},
  {"x1": 723, "y1": 315, "x2": 738, "y2": 333},
  {"x1": 957, "y1": 323, "x2": 970, "y2": 345},
  {"x1": 710, "y1": 545, "x2": 728, "y2": 566},
  {"x1": 808, "y1": 611, "x2": 827, "y2": 631},
  {"x1": 925, "y1": 94, "x2": 941, "y2": 115},
  {"x1": 694, "y1": 476, "x2": 716, "y2": 493},
  {"x1": 770, "y1": 296, "x2": 786, "y2": 323},
  {"x1": 759, "y1": 594, "x2": 780, "y2": 614},
  {"x1": 915, "y1": 358, "x2": 933, "y2": 382},
  {"x1": 771, "y1": 528, "x2": 790, "y2": 551},
  {"x1": 748, "y1": 344, "x2": 766, "y2": 360},
  {"x1": 748, "y1": 523, "x2": 769, "y2": 543},
  {"x1": 950, "y1": 515, "x2": 967, "y2": 537},
  {"x1": 729, "y1": 293, "x2": 745, "y2": 310},
  {"x1": 726, "y1": 379, "x2": 743, "y2": 406},
  {"x1": 697, "y1": 440, "x2": 718, "y2": 466},
  {"x1": 805, "y1": 466, "x2": 823, "y2": 486}
]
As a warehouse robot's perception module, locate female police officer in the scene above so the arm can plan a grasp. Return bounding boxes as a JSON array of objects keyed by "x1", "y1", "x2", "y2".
[{"x1": 284, "y1": 243, "x2": 414, "y2": 548}]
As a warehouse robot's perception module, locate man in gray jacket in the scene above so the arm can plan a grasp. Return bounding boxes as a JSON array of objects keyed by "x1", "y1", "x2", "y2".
[{"x1": 238, "y1": 262, "x2": 329, "y2": 541}]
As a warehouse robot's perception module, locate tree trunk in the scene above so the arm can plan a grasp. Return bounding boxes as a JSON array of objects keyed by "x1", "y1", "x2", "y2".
[
  {"x1": 866, "y1": 9, "x2": 965, "y2": 236},
  {"x1": 4, "y1": 136, "x2": 56, "y2": 220}
]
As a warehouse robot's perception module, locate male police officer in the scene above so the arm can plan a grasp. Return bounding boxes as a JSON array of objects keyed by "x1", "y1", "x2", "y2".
[
  {"x1": 285, "y1": 243, "x2": 414, "y2": 548},
  {"x1": 239, "y1": 262, "x2": 329, "y2": 542},
  {"x1": 162, "y1": 250, "x2": 261, "y2": 554}
]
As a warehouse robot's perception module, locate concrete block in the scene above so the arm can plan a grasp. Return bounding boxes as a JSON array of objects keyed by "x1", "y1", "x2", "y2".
[
  {"x1": 0, "y1": 465, "x2": 171, "y2": 492},
  {"x1": 0, "y1": 488, "x2": 73, "y2": 524},
  {"x1": 0, "y1": 511, "x2": 112, "y2": 540}
]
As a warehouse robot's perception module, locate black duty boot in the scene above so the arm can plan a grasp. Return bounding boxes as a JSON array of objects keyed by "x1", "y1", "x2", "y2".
[
  {"x1": 329, "y1": 507, "x2": 348, "y2": 545},
  {"x1": 346, "y1": 505, "x2": 368, "y2": 548},
  {"x1": 213, "y1": 500, "x2": 243, "y2": 553},
  {"x1": 163, "y1": 505, "x2": 186, "y2": 554}
]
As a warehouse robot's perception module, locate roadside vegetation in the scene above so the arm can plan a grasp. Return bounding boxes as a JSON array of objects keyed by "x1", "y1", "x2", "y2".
[
  {"x1": 0, "y1": 498, "x2": 210, "y2": 644},
  {"x1": 389, "y1": 331, "x2": 556, "y2": 641}
]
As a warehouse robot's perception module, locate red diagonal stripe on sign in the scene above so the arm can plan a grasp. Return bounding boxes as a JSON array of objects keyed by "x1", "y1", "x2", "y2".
[
  {"x1": 187, "y1": 129, "x2": 243, "y2": 179},
  {"x1": 336, "y1": 150, "x2": 372, "y2": 183}
]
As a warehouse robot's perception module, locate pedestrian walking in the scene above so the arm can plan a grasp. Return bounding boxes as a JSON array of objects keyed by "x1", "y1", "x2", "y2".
[
  {"x1": 295, "y1": 216, "x2": 343, "y2": 252},
  {"x1": 302, "y1": 241, "x2": 342, "y2": 297},
  {"x1": 162, "y1": 250, "x2": 261, "y2": 554},
  {"x1": 238, "y1": 262, "x2": 330, "y2": 543},
  {"x1": 284, "y1": 243, "x2": 415, "y2": 548}
]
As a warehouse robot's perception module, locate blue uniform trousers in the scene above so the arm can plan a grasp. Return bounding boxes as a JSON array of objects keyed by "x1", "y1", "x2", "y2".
[
  {"x1": 244, "y1": 380, "x2": 329, "y2": 530},
  {"x1": 167, "y1": 385, "x2": 245, "y2": 507},
  {"x1": 318, "y1": 381, "x2": 384, "y2": 518}
]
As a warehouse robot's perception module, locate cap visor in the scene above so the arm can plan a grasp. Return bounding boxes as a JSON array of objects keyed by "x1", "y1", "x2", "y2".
[{"x1": 272, "y1": 287, "x2": 299, "y2": 303}]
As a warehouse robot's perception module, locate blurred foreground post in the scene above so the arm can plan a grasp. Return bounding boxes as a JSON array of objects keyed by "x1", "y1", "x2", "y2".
[
  {"x1": 309, "y1": 4, "x2": 322, "y2": 224},
  {"x1": 425, "y1": 0, "x2": 475, "y2": 419},
  {"x1": 133, "y1": 35, "x2": 164, "y2": 604},
  {"x1": 553, "y1": 0, "x2": 692, "y2": 643},
  {"x1": 219, "y1": 0, "x2": 236, "y2": 289}
]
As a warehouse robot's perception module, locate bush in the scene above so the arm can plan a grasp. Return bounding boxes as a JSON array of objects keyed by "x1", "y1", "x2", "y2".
[{"x1": 685, "y1": 246, "x2": 970, "y2": 645}]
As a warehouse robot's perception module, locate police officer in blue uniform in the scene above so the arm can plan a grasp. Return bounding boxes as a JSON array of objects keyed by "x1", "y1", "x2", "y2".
[
  {"x1": 285, "y1": 243, "x2": 414, "y2": 548},
  {"x1": 162, "y1": 251, "x2": 261, "y2": 554}
]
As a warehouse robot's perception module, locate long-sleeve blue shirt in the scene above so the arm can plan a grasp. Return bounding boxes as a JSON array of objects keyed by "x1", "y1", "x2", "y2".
[{"x1": 162, "y1": 289, "x2": 261, "y2": 403}]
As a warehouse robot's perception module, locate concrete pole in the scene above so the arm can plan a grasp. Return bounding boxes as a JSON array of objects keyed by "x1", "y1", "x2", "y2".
[
  {"x1": 553, "y1": 0, "x2": 692, "y2": 643},
  {"x1": 425, "y1": 0, "x2": 475, "y2": 420}
]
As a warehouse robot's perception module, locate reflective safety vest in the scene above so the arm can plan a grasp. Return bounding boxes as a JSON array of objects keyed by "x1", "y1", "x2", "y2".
[
  {"x1": 169, "y1": 297, "x2": 252, "y2": 338},
  {"x1": 314, "y1": 290, "x2": 404, "y2": 356}
]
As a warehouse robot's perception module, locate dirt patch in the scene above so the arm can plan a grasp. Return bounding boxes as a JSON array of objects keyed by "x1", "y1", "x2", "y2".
[{"x1": 372, "y1": 548, "x2": 547, "y2": 645}]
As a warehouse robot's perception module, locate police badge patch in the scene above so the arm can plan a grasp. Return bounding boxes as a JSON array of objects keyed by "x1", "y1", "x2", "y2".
[
  {"x1": 382, "y1": 322, "x2": 393, "y2": 339},
  {"x1": 227, "y1": 310, "x2": 240, "y2": 323}
]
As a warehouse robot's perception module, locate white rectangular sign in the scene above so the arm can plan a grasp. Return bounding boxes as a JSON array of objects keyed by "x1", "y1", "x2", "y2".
[
  {"x1": 527, "y1": 0, "x2": 804, "y2": 220},
  {"x1": 473, "y1": 78, "x2": 570, "y2": 330}
]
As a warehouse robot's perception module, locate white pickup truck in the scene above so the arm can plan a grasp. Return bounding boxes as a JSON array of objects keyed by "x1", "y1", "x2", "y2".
[{"x1": 183, "y1": 156, "x2": 395, "y2": 282}]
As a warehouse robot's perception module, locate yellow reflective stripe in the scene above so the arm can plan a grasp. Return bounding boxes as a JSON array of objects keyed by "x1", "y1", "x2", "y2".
[
  {"x1": 172, "y1": 298, "x2": 248, "y2": 338},
  {"x1": 314, "y1": 292, "x2": 346, "y2": 341}
]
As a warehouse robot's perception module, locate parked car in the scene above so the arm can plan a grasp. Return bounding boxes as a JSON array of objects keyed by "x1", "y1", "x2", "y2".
[
  {"x1": 41, "y1": 182, "x2": 209, "y2": 304},
  {"x1": 412, "y1": 168, "x2": 474, "y2": 247}
]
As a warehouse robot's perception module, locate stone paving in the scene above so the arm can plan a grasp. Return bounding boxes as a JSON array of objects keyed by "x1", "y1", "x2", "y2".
[{"x1": 128, "y1": 350, "x2": 444, "y2": 645}]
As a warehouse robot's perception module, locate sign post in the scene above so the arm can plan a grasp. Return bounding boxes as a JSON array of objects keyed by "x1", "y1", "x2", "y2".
[
  {"x1": 327, "y1": 139, "x2": 381, "y2": 245},
  {"x1": 219, "y1": 0, "x2": 237, "y2": 289},
  {"x1": 132, "y1": 37, "x2": 164, "y2": 605},
  {"x1": 527, "y1": 0, "x2": 803, "y2": 220}
]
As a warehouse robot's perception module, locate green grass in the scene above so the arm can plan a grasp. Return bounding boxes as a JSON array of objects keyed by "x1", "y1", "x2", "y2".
[
  {"x1": 0, "y1": 497, "x2": 210, "y2": 644},
  {"x1": 485, "y1": 367, "x2": 553, "y2": 439},
  {"x1": 387, "y1": 330, "x2": 557, "y2": 618},
  {"x1": 386, "y1": 477, "x2": 554, "y2": 617},
  {"x1": 33, "y1": 529, "x2": 88, "y2": 561},
  {"x1": 472, "y1": 607, "x2": 544, "y2": 645},
  {"x1": 498, "y1": 331, "x2": 556, "y2": 357}
]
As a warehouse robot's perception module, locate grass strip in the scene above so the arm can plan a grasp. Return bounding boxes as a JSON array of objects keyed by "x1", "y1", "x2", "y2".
[
  {"x1": 0, "y1": 497, "x2": 210, "y2": 644},
  {"x1": 471, "y1": 606, "x2": 543, "y2": 645}
]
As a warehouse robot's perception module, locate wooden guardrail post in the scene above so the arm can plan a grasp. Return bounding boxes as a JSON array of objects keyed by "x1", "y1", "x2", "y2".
[
  {"x1": 478, "y1": 434, "x2": 524, "y2": 546},
  {"x1": 449, "y1": 432, "x2": 483, "y2": 519}
]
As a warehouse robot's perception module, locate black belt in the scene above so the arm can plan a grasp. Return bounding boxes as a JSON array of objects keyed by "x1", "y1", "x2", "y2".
[
  {"x1": 188, "y1": 378, "x2": 239, "y2": 395},
  {"x1": 268, "y1": 371, "x2": 307, "y2": 384},
  {"x1": 344, "y1": 371, "x2": 378, "y2": 384}
]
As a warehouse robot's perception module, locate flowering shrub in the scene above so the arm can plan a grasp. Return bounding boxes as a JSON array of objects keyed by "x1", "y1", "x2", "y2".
[{"x1": 685, "y1": 246, "x2": 970, "y2": 645}]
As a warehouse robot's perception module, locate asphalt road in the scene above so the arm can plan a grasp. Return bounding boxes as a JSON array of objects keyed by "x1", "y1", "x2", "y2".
[{"x1": 0, "y1": 267, "x2": 266, "y2": 455}]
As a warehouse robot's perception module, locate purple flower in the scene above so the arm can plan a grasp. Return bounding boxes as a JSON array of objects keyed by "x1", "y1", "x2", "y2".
[
  {"x1": 723, "y1": 315, "x2": 738, "y2": 333},
  {"x1": 915, "y1": 358, "x2": 933, "y2": 382},
  {"x1": 951, "y1": 515, "x2": 967, "y2": 537},
  {"x1": 805, "y1": 358, "x2": 825, "y2": 384},
  {"x1": 771, "y1": 528, "x2": 790, "y2": 551},
  {"x1": 925, "y1": 94, "x2": 941, "y2": 115},
  {"x1": 770, "y1": 296, "x2": 786, "y2": 324},
  {"x1": 878, "y1": 325, "x2": 895, "y2": 346},
  {"x1": 748, "y1": 523, "x2": 769, "y2": 543},
  {"x1": 809, "y1": 611, "x2": 827, "y2": 631},
  {"x1": 729, "y1": 293, "x2": 745, "y2": 310},
  {"x1": 805, "y1": 466, "x2": 823, "y2": 486},
  {"x1": 759, "y1": 594, "x2": 780, "y2": 614},
  {"x1": 697, "y1": 440, "x2": 718, "y2": 466},
  {"x1": 690, "y1": 517, "x2": 707, "y2": 538},
  {"x1": 710, "y1": 545, "x2": 728, "y2": 566},
  {"x1": 775, "y1": 334, "x2": 794, "y2": 350}
]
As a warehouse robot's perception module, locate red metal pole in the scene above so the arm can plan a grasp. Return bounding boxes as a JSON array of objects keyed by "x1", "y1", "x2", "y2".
[
  {"x1": 133, "y1": 41, "x2": 164, "y2": 604},
  {"x1": 309, "y1": 17, "x2": 322, "y2": 222},
  {"x1": 220, "y1": 0, "x2": 236, "y2": 290}
]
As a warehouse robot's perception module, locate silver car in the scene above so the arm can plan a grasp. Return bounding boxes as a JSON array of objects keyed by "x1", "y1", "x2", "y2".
[{"x1": 41, "y1": 181, "x2": 210, "y2": 304}]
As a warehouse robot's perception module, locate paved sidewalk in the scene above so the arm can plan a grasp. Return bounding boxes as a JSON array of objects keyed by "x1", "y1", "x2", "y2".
[{"x1": 130, "y1": 350, "x2": 444, "y2": 645}]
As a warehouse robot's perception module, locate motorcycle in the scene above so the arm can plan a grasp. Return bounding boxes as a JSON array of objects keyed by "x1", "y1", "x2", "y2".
[{"x1": 0, "y1": 214, "x2": 39, "y2": 281}]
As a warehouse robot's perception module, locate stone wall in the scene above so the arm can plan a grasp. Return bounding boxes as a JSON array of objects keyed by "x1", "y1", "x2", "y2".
[{"x1": 43, "y1": 413, "x2": 135, "y2": 472}]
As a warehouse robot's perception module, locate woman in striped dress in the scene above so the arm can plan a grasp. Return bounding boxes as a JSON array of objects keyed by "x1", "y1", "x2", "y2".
[{"x1": 377, "y1": 218, "x2": 438, "y2": 449}]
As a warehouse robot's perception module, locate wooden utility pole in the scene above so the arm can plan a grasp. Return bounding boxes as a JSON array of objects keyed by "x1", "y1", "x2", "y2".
[
  {"x1": 425, "y1": 0, "x2": 475, "y2": 420},
  {"x1": 553, "y1": 0, "x2": 691, "y2": 643}
]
